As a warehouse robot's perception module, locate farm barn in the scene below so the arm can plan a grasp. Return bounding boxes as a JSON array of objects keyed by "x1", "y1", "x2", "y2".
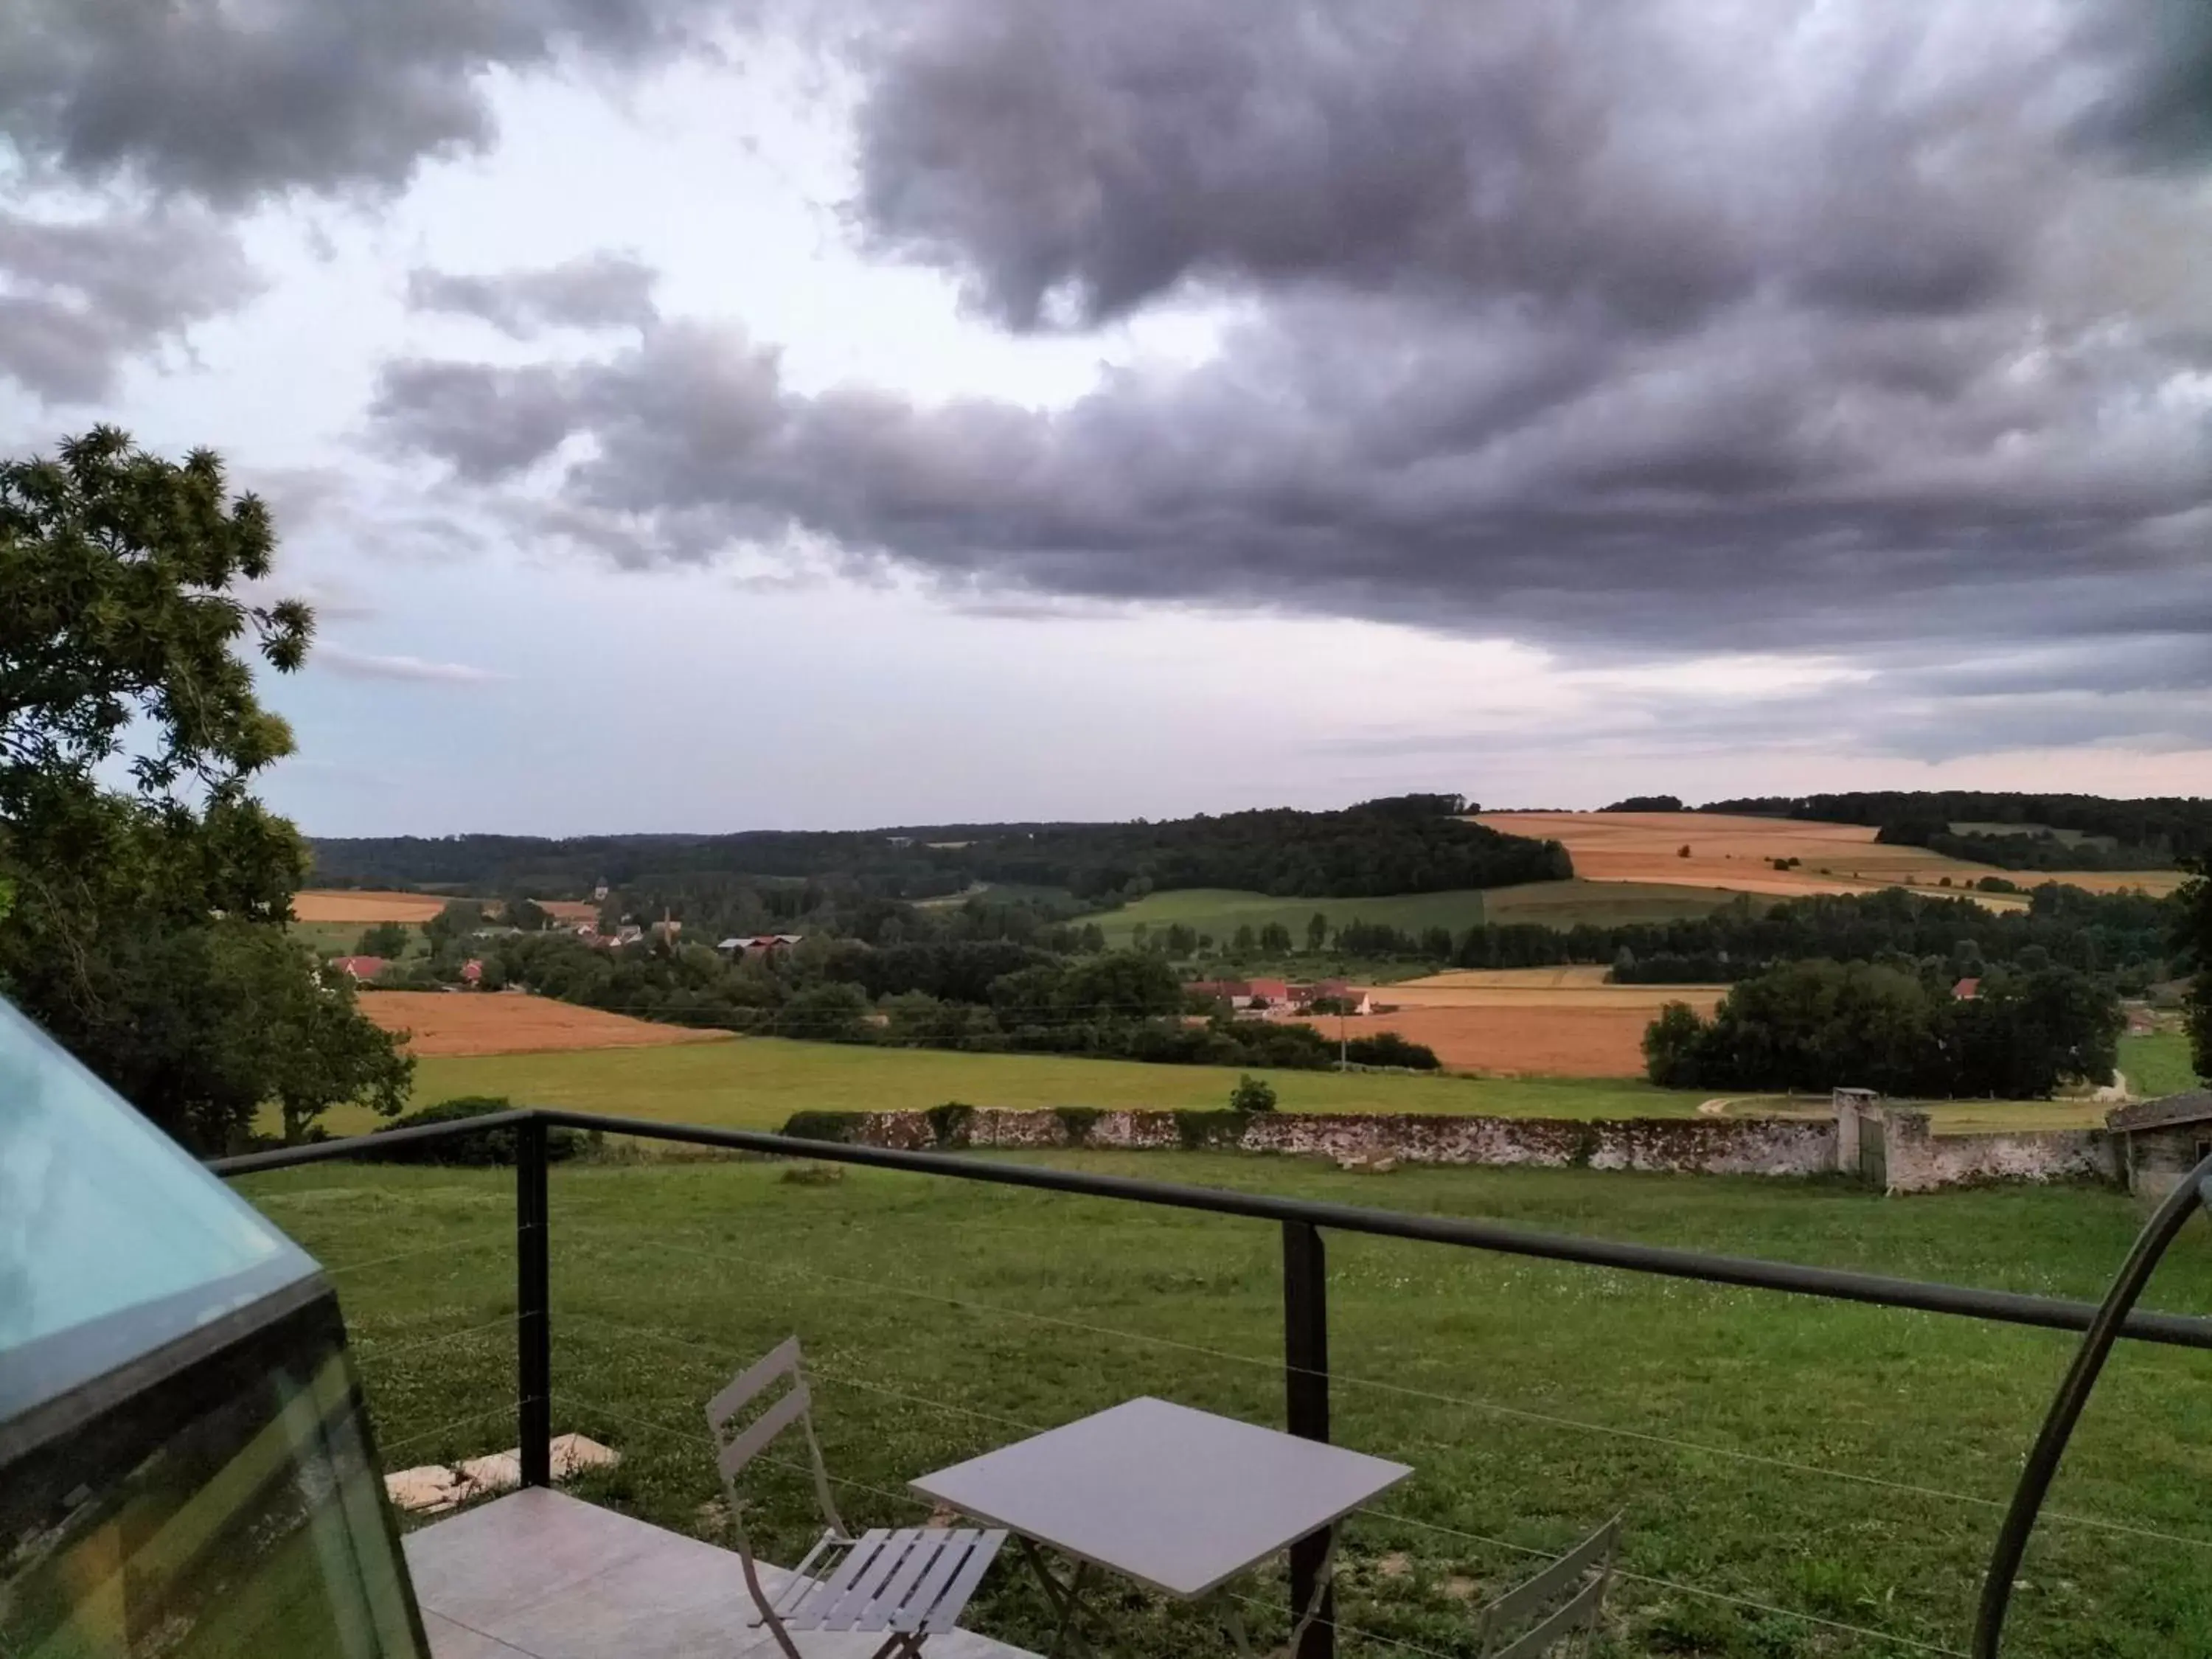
[{"x1": 2107, "y1": 1092, "x2": 2212, "y2": 1200}]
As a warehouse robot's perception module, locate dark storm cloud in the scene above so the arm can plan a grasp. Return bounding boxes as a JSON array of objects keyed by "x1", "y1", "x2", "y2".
[
  {"x1": 0, "y1": 208, "x2": 260, "y2": 401},
  {"x1": 851, "y1": 0, "x2": 2039, "y2": 331},
  {"x1": 359, "y1": 0, "x2": 2211, "y2": 755},
  {"x1": 369, "y1": 292, "x2": 2212, "y2": 655},
  {"x1": 406, "y1": 253, "x2": 661, "y2": 337},
  {"x1": 0, "y1": 0, "x2": 729, "y2": 206}
]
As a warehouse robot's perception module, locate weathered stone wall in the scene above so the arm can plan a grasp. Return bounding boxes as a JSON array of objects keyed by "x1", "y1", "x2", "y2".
[
  {"x1": 1877, "y1": 1110, "x2": 2116, "y2": 1194},
  {"x1": 835, "y1": 1107, "x2": 1840, "y2": 1177},
  {"x1": 821, "y1": 1105, "x2": 2132, "y2": 1192}
]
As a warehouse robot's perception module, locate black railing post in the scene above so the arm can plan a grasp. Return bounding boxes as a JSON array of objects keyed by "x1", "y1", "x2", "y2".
[
  {"x1": 1282, "y1": 1220, "x2": 1334, "y2": 1659},
  {"x1": 517, "y1": 1115, "x2": 552, "y2": 1488}
]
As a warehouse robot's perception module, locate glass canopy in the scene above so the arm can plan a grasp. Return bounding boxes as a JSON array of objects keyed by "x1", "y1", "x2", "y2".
[{"x1": 0, "y1": 995, "x2": 318, "y2": 1425}]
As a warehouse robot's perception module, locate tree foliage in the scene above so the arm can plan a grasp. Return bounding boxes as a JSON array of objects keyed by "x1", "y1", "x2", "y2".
[
  {"x1": 0, "y1": 430, "x2": 410, "y2": 1150},
  {"x1": 1644, "y1": 960, "x2": 2122, "y2": 1099}
]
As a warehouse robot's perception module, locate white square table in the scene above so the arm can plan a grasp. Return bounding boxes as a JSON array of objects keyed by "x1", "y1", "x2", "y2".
[{"x1": 911, "y1": 1397, "x2": 1411, "y2": 1656}]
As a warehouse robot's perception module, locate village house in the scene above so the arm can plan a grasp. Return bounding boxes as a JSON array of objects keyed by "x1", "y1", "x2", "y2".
[
  {"x1": 327, "y1": 955, "x2": 390, "y2": 984},
  {"x1": 717, "y1": 933, "x2": 804, "y2": 961}
]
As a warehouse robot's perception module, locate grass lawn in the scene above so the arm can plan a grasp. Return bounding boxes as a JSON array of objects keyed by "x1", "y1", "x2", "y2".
[
  {"x1": 2121, "y1": 1030, "x2": 2196, "y2": 1099},
  {"x1": 235, "y1": 1154, "x2": 2212, "y2": 1658},
  {"x1": 333, "y1": 1039, "x2": 1709, "y2": 1138}
]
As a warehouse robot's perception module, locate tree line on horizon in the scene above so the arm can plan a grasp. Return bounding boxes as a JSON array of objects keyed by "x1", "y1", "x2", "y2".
[{"x1": 305, "y1": 793, "x2": 1571, "y2": 906}]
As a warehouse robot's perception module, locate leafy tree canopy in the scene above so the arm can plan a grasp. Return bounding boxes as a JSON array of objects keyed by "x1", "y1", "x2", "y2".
[{"x1": 0, "y1": 429, "x2": 411, "y2": 1150}]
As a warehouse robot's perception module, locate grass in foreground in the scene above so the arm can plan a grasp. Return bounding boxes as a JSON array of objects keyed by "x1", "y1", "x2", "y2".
[{"x1": 238, "y1": 1155, "x2": 2212, "y2": 1658}]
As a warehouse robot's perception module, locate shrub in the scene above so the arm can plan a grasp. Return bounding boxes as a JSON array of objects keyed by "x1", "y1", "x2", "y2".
[
  {"x1": 925, "y1": 1101, "x2": 977, "y2": 1148},
  {"x1": 1343, "y1": 1032, "x2": 1440, "y2": 1070},
  {"x1": 780, "y1": 1110, "x2": 855, "y2": 1144},
  {"x1": 1229, "y1": 1074, "x2": 1277, "y2": 1113},
  {"x1": 363, "y1": 1097, "x2": 587, "y2": 1165},
  {"x1": 1052, "y1": 1105, "x2": 1103, "y2": 1145}
]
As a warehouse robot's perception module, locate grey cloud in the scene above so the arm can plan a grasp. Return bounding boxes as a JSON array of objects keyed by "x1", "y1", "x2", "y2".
[
  {"x1": 369, "y1": 359, "x2": 580, "y2": 481},
  {"x1": 406, "y1": 252, "x2": 660, "y2": 337},
  {"x1": 850, "y1": 0, "x2": 2087, "y2": 332},
  {"x1": 0, "y1": 0, "x2": 730, "y2": 206},
  {"x1": 0, "y1": 206, "x2": 261, "y2": 401},
  {"x1": 366, "y1": 0, "x2": 2212, "y2": 731},
  {"x1": 2067, "y1": 1, "x2": 2212, "y2": 169},
  {"x1": 369, "y1": 290, "x2": 2212, "y2": 655}
]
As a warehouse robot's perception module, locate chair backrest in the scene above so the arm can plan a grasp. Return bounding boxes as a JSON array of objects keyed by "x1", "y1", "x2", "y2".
[
  {"x1": 1474, "y1": 1514, "x2": 1621, "y2": 1659},
  {"x1": 704, "y1": 1336, "x2": 849, "y2": 1543}
]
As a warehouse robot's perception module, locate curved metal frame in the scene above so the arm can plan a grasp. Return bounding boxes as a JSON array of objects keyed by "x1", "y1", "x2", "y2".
[{"x1": 1972, "y1": 1151, "x2": 2212, "y2": 1658}]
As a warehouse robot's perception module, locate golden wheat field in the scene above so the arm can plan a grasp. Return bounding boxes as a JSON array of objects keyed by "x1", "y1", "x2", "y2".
[
  {"x1": 292, "y1": 889, "x2": 455, "y2": 923},
  {"x1": 1474, "y1": 811, "x2": 2179, "y2": 903}
]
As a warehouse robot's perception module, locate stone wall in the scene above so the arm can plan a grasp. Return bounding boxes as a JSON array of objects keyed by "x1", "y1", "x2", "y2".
[
  {"x1": 830, "y1": 1107, "x2": 1840, "y2": 1178},
  {"x1": 815, "y1": 1105, "x2": 2129, "y2": 1192},
  {"x1": 1875, "y1": 1110, "x2": 2116, "y2": 1194}
]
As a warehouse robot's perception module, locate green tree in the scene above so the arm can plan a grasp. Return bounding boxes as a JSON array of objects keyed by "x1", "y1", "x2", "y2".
[
  {"x1": 0, "y1": 429, "x2": 410, "y2": 1150},
  {"x1": 1232, "y1": 923, "x2": 1256, "y2": 956},
  {"x1": 357, "y1": 920, "x2": 411, "y2": 958},
  {"x1": 1642, "y1": 1001, "x2": 1708, "y2": 1087},
  {"x1": 2180, "y1": 860, "x2": 2212, "y2": 1082},
  {"x1": 427, "y1": 898, "x2": 485, "y2": 945},
  {"x1": 1306, "y1": 911, "x2": 1329, "y2": 952},
  {"x1": 501, "y1": 896, "x2": 549, "y2": 931},
  {"x1": 1259, "y1": 922, "x2": 1293, "y2": 955}
]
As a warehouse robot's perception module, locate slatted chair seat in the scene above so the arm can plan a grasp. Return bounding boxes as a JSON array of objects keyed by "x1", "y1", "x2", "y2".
[
  {"x1": 1472, "y1": 1514, "x2": 1621, "y2": 1659},
  {"x1": 706, "y1": 1337, "x2": 1005, "y2": 1658}
]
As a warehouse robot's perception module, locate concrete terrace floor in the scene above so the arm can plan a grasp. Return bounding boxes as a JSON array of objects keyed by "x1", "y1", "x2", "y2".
[{"x1": 404, "y1": 1489, "x2": 1035, "y2": 1659}]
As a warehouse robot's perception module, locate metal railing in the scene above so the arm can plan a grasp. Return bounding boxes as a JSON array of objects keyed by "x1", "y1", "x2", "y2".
[{"x1": 212, "y1": 1107, "x2": 2212, "y2": 1659}]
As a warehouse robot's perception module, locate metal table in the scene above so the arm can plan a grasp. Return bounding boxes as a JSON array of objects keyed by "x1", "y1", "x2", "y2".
[{"x1": 911, "y1": 1397, "x2": 1411, "y2": 1656}]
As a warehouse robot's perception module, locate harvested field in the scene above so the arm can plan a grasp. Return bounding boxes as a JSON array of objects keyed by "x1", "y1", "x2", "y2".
[
  {"x1": 1296, "y1": 1005, "x2": 1677, "y2": 1076},
  {"x1": 293, "y1": 888, "x2": 461, "y2": 923},
  {"x1": 358, "y1": 990, "x2": 733, "y2": 1057},
  {"x1": 1374, "y1": 972, "x2": 1727, "y2": 1012},
  {"x1": 1478, "y1": 810, "x2": 1976, "y2": 895},
  {"x1": 1298, "y1": 968, "x2": 1728, "y2": 1077},
  {"x1": 1478, "y1": 810, "x2": 2185, "y2": 904},
  {"x1": 537, "y1": 899, "x2": 601, "y2": 924}
]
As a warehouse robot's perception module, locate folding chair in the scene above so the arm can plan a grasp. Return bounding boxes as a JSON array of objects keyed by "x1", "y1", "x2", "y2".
[
  {"x1": 1470, "y1": 1514, "x2": 1621, "y2": 1659},
  {"x1": 705, "y1": 1336, "x2": 1006, "y2": 1658}
]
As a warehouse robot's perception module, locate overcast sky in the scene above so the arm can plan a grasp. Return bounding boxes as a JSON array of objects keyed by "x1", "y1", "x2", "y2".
[{"x1": 5, "y1": 0, "x2": 2211, "y2": 834}]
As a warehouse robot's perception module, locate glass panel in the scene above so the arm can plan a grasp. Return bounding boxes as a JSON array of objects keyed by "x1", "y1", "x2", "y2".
[
  {"x1": 0, "y1": 996, "x2": 317, "y2": 1420},
  {"x1": 0, "y1": 1300, "x2": 428, "y2": 1658}
]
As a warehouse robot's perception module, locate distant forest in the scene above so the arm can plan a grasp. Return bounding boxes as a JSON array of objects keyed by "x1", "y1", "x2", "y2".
[
  {"x1": 1699, "y1": 790, "x2": 2212, "y2": 869},
  {"x1": 308, "y1": 794, "x2": 1572, "y2": 905}
]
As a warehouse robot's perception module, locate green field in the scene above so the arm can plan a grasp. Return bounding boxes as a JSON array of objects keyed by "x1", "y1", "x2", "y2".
[
  {"x1": 339, "y1": 1039, "x2": 1705, "y2": 1138},
  {"x1": 1481, "y1": 880, "x2": 1745, "y2": 928},
  {"x1": 1093, "y1": 880, "x2": 1742, "y2": 947},
  {"x1": 280, "y1": 1026, "x2": 2193, "y2": 1144},
  {"x1": 1093, "y1": 887, "x2": 1497, "y2": 945},
  {"x1": 288, "y1": 919, "x2": 428, "y2": 961},
  {"x1": 237, "y1": 1154, "x2": 2212, "y2": 1657},
  {"x1": 2121, "y1": 1030, "x2": 2197, "y2": 1099}
]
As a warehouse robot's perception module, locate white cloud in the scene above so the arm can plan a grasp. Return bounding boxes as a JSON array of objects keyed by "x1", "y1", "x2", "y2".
[{"x1": 313, "y1": 645, "x2": 507, "y2": 685}]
